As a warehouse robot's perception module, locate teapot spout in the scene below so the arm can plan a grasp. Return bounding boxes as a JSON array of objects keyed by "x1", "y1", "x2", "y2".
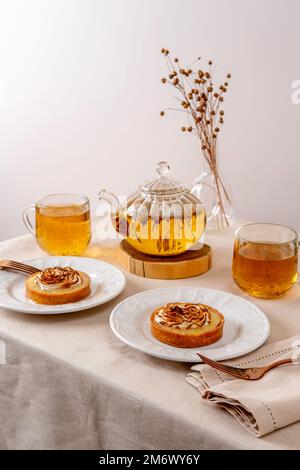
[
  {"x1": 98, "y1": 189, "x2": 121, "y2": 214},
  {"x1": 98, "y1": 189, "x2": 127, "y2": 236}
]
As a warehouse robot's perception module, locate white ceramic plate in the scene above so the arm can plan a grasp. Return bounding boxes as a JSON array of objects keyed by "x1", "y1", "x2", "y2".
[
  {"x1": 110, "y1": 287, "x2": 270, "y2": 362},
  {"x1": 0, "y1": 257, "x2": 126, "y2": 314}
]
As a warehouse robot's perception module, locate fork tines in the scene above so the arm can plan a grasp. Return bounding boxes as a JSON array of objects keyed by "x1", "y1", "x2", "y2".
[
  {"x1": 198, "y1": 353, "x2": 246, "y2": 379},
  {"x1": 1, "y1": 260, "x2": 40, "y2": 275}
]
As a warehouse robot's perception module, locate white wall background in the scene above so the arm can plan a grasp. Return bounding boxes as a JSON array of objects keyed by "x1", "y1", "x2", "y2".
[{"x1": 0, "y1": 0, "x2": 299, "y2": 241}]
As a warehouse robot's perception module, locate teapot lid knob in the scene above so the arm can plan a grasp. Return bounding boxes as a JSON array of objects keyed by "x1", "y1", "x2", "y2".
[
  {"x1": 156, "y1": 161, "x2": 170, "y2": 177},
  {"x1": 140, "y1": 160, "x2": 185, "y2": 194}
]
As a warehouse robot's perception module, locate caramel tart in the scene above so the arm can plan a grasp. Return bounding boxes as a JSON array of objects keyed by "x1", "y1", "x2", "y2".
[
  {"x1": 150, "y1": 302, "x2": 224, "y2": 348},
  {"x1": 25, "y1": 267, "x2": 91, "y2": 305}
]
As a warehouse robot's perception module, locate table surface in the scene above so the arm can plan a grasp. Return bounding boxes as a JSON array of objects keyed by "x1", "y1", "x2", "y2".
[{"x1": 0, "y1": 223, "x2": 300, "y2": 450}]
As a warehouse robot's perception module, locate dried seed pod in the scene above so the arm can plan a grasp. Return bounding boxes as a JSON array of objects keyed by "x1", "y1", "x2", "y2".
[{"x1": 160, "y1": 49, "x2": 230, "y2": 181}]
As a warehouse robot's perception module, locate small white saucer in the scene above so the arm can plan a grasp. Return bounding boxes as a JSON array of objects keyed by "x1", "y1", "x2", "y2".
[
  {"x1": 0, "y1": 256, "x2": 125, "y2": 314},
  {"x1": 110, "y1": 286, "x2": 270, "y2": 362}
]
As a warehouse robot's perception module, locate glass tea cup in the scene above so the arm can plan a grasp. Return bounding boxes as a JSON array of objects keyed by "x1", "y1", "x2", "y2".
[
  {"x1": 232, "y1": 223, "x2": 298, "y2": 299},
  {"x1": 23, "y1": 193, "x2": 92, "y2": 256}
]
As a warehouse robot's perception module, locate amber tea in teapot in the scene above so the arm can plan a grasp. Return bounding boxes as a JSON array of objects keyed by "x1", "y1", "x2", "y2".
[
  {"x1": 99, "y1": 161, "x2": 206, "y2": 257},
  {"x1": 113, "y1": 210, "x2": 205, "y2": 256}
]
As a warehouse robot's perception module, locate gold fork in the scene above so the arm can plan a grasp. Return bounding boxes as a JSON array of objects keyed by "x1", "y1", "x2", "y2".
[
  {"x1": 198, "y1": 354, "x2": 293, "y2": 380},
  {"x1": 0, "y1": 259, "x2": 40, "y2": 276}
]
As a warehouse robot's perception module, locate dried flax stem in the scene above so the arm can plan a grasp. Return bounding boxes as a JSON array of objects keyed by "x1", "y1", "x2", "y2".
[{"x1": 160, "y1": 48, "x2": 232, "y2": 228}]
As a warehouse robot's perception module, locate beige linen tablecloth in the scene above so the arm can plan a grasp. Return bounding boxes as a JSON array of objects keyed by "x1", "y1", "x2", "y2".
[{"x1": 0, "y1": 224, "x2": 300, "y2": 450}]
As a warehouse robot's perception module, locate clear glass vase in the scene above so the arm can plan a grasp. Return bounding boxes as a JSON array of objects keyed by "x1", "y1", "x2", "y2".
[{"x1": 191, "y1": 155, "x2": 236, "y2": 231}]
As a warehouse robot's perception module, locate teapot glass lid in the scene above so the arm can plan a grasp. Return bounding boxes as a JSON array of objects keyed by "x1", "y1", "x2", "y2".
[{"x1": 140, "y1": 161, "x2": 186, "y2": 195}]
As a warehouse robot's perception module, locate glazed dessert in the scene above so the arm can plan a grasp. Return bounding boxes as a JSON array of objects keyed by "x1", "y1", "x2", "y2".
[
  {"x1": 25, "y1": 267, "x2": 91, "y2": 305},
  {"x1": 150, "y1": 302, "x2": 224, "y2": 348}
]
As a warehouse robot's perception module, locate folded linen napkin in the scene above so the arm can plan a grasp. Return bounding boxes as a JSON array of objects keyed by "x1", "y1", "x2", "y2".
[{"x1": 187, "y1": 335, "x2": 300, "y2": 437}]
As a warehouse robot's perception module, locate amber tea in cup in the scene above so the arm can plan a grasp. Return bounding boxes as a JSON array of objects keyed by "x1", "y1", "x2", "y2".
[
  {"x1": 23, "y1": 194, "x2": 91, "y2": 256},
  {"x1": 232, "y1": 223, "x2": 298, "y2": 299}
]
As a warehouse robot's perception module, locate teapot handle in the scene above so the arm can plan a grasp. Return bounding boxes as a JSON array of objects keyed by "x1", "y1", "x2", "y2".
[{"x1": 191, "y1": 178, "x2": 218, "y2": 223}]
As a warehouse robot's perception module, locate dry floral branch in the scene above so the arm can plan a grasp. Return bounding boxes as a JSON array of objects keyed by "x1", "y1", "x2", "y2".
[{"x1": 160, "y1": 48, "x2": 232, "y2": 227}]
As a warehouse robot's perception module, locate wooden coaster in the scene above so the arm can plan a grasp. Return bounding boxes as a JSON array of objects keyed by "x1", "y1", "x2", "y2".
[{"x1": 118, "y1": 240, "x2": 212, "y2": 279}]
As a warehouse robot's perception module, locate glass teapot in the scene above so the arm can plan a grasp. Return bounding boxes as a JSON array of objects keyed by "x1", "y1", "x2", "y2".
[{"x1": 98, "y1": 161, "x2": 206, "y2": 256}]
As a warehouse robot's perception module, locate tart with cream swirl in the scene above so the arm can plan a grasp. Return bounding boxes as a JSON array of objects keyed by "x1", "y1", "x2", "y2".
[
  {"x1": 25, "y1": 267, "x2": 91, "y2": 305},
  {"x1": 150, "y1": 302, "x2": 224, "y2": 348}
]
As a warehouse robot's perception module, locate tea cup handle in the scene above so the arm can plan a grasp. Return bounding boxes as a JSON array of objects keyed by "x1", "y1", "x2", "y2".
[
  {"x1": 298, "y1": 241, "x2": 300, "y2": 281},
  {"x1": 23, "y1": 205, "x2": 35, "y2": 236}
]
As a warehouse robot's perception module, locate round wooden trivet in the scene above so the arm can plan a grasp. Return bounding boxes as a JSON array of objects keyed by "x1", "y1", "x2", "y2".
[{"x1": 118, "y1": 240, "x2": 212, "y2": 279}]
